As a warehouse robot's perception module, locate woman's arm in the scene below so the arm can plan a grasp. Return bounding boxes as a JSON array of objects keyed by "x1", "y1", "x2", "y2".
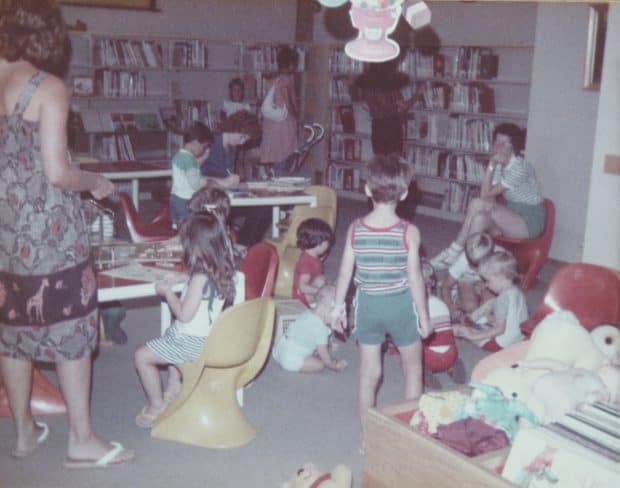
[
  {"x1": 480, "y1": 157, "x2": 506, "y2": 199},
  {"x1": 39, "y1": 77, "x2": 114, "y2": 199},
  {"x1": 406, "y1": 225, "x2": 431, "y2": 338}
]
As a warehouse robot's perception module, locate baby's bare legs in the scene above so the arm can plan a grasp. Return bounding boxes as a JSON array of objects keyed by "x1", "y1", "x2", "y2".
[
  {"x1": 359, "y1": 344, "x2": 382, "y2": 445},
  {"x1": 398, "y1": 340, "x2": 423, "y2": 400}
]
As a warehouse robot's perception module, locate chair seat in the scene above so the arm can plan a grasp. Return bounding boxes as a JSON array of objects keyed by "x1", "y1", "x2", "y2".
[{"x1": 118, "y1": 192, "x2": 177, "y2": 243}]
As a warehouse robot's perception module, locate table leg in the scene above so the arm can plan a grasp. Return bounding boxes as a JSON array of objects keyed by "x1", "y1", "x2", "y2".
[
  {"x1": 271, "y1": 205, "x2": 280, "y2": 239},
  {"x1": 132, "y1": 179, "x2": 139, "y2": 211}
]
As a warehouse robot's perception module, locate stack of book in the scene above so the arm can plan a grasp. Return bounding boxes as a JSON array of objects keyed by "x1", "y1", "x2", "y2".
[{"x1": 502, "y1": 402, "x2": 619, "y2": 487}]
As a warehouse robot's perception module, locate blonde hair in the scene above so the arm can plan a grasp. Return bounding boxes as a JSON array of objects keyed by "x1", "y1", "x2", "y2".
[
  {"x1": 479, "y1": 251, "x2": 518, "y2": 284},
  {"x1": 465, "y1": 232, "x2": 495, "y2": 267}
]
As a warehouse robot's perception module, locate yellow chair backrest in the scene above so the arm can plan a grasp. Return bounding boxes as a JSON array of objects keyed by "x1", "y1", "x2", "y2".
[
  {"x1": 305, "y1": 185, "x2": 337, "y2": 209},
  {"x1": 274, "y1": 246, "x2": 302, "y2": 297}
]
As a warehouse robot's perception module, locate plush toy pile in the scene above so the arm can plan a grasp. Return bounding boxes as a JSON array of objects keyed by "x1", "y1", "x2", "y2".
[{"x1": 481, "y1": 310, "x2": 619, "y2": 424}]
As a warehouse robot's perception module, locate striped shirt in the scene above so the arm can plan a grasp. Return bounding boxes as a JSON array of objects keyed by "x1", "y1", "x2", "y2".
[
  {"x1": 352, "y1": 218, "x2": 410, "y2": 295},
  {"x1": 171, "y1": 149, "x2": 202, "y2": 200},
  {"x1": 492, "y1": 155, "x2": 543, "y2": 205}
]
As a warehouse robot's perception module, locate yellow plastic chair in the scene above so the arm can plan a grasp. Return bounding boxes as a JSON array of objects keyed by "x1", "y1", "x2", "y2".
[
  {"x1": 151, "y1": 297, "x2": 276, "y2": 448},
  {"x1": 273, "y1": 246, "x2": 302, "y2": 297}
]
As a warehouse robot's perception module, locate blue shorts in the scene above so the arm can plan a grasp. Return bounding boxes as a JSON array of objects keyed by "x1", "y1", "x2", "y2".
[
  {"x1": 353, "y1": 288, "x2": 420, "y2": 347},
  {"x1": 505, "y1": 200, "x2": 546, "y2": 238},
  {"x1": 169, "y1": 193, "x2": 190, "y2": 225}
]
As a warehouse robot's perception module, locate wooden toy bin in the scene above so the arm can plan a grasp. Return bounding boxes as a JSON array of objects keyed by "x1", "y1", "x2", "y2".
[{"x1": 362, "y1": 398, "x2": 513, "y2": 488}]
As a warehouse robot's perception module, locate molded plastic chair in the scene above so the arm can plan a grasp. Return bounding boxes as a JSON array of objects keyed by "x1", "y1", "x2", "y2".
[
  {"x1": 118, "y1": 192, "x2": 177, "y2": 243},
  {"x1": 273, "y1": 246, "x2": 302, "y2": 297},
  {"x1": 274, "y1": 185, "x2": 337, "y2": 237},
  {"x1": 151, "y1": 297, "x2": 276, "y2": 448},
  {"x1": 520, "y1": 263, "x2": 620, "y2": 336},
  {"x1": 0, "y1": 370, "x2": 66, "y2": 417},
  {"x1": 239, "y1": 242, "x2": 278, "y2": 300},
  {"x1": 495, "y1": 198, "x2": 555, "y2": 290}
]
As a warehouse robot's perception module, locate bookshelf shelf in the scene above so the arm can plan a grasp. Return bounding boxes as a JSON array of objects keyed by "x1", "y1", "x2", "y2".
[
  {"x1": 324, "y1": 44, "x2": 532, "y2": 219},
  {"x1": 68, "y1": 32, "x2": 308, "y2": 167}
]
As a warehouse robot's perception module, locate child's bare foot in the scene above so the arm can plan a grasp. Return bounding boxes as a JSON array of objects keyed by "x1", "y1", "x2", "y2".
[{"x1": 135, "y1": 403, "x2": 167, "y2": 429}]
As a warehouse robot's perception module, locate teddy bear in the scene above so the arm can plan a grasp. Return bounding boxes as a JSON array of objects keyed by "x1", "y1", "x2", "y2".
[
  {"x1": 281, "y1": 463, "x2": 352, "y2": 488},
  {"x1": 479, "y1": 310, "x2": 619, "y2": 423}
]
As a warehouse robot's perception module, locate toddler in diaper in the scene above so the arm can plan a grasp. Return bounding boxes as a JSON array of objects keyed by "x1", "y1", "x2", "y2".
[{"x1": 272, "y1": 285, "x2": 347, "y2": 373}]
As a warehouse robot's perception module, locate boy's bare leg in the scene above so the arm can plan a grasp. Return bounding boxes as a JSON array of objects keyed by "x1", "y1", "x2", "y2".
[
  {"x1": 398, "y1": 340, "x2": 423, "y2": 400},
  {"x1": 359, "y1": 344, "x2": 382, "y2": 445}
]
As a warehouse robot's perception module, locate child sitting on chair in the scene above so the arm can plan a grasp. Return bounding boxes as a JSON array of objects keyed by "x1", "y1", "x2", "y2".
[
  {"x1": 439, "y1": 232, "x2": 499, "y2": 322},
  {"x1": 453, "y1": 251, "x2": 527, "y2": 352},
  {"x1": 292, "y1": 218, "x2": 334, "y2": 307},
  {"x1": 134, "y1": 210, "x2": 238, "y2": 428},
  {"x1": 272, "y1": 284, "x2": 347, "y2": 374}
]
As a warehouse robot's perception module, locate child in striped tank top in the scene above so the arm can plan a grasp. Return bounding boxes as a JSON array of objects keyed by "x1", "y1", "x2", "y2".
[{"x1": 333, "y1": 154, "x2": 431, "y2": 448}]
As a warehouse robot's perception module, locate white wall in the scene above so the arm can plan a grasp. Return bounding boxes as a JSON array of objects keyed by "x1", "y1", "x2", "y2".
[
  {"x1": 61, "y1": 0, "x2": 297, "y2": 41},
  {"x1": 527, "y1": 3, "x2": 600, "y2": 263},
  {"x1": 582, "y1": 5, "x2": 620, "y2": 270}
]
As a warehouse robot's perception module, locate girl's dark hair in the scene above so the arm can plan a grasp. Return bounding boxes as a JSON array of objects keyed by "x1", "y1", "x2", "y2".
[
  {"x1": 296, "y1": 218, "x2": 333, "y2": 250},
  {"x1": 183, "y1": 122, "x2": 213, "y2": 145},
  {"x1": 0, "y1": 0, "x2": 71, "y2": 78},
  {"x1": 493, "y1": 123, "x2": 526, "y2": 154},
  {"x1": 277, "y1": 45, "x2": 299, "y2": 71},
  {"x1": 365, "y1": 154, "x2": 412, "y2": 203},
  {"x1": 179, "y1": 212, "x2": 236, "y2": 302},
  {"x1": 219, "y1": 110, "x2": 261, "y2": 142},
  {"x1": 188, "y1": 186, "x2": 231, "y2": 219}
]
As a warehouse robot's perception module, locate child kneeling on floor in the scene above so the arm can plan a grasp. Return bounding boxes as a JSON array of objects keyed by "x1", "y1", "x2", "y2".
[
  {"x1": 272, "y1": 284, "x2": 347, "y2": 374},
  {"x1": 134, "y1": 210, "x2": 237, "y2": 428}
]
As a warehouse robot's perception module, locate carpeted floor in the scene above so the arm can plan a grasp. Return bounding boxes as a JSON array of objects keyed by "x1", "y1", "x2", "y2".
[{"x1": 0, "y1": 196, "x2": 561, "y2": 487}]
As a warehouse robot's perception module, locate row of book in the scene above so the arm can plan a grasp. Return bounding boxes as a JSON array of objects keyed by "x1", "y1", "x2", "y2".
[
  {"x1": 93, "y1": 38, "x2": 164, "y2": 69},
  {"x1": 330, "y1": 76, "x2": 354, "y2": 103},
  {"x1": 327, "y1": 164, "x2": 365, "y2": 193},
  {"x1": 401, "y1": 81, "x2": 496, "y2": 114},
  {"x1": 242, "y1": 45, "x2": 306, "y2": 72},
  {"x1": 75, "y1": 109, "x2": 164, "y2": 133},
  {"x1": 171, "y1": 40, "x2": 208, "y2": 69},
  {"x1": 92, "y1": 134, "x2": 136, "y2": 161},
  {"x1": 396, "y1": 49, "x2": 499, "y2": 80},
  {"x1": 445, "y1": 116, "x2": 496, "y2": 152},
  {"x1": 408, "y1": 147, "x2": 486, "y2": 184},
  {"x1": 329, "y1": 134, "x2": 363, "y2": 161},
  {"x1": 329, "y1": 48, "x2": 364, "y2": 74},
  {"x1": 330, "y1": 104, "x2": 356, "y2": 134},
  {"x1": 173, "y1": 99, "x2": 219, "y2": 132},
  {"x1": 93, "y1": 69, "x2": 147, "y2": 98},
  {"x1": 440, "y1": 182, "x2": 480, "y2": 214}
]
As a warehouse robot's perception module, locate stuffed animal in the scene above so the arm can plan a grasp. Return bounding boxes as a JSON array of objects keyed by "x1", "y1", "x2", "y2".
[
  {"x1": 525, "y1": 310, "x2": 606, "y2": 370},
  {"x1": 589, "y1": 324, "x2": 620, "y2": 366},
  {"x1": 281, "y1": 463, "x2": 352, "y2": 488}
]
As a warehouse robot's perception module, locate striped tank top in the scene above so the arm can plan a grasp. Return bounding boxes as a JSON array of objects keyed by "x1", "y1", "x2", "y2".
[{"x1": 352, "y1": 218, "x2": 409, "y2": 295}]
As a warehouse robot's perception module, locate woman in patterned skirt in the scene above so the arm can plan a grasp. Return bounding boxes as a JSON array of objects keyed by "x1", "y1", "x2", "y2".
[{"x1": 0, "y1": 0, "x2": 133, "y2": 467}]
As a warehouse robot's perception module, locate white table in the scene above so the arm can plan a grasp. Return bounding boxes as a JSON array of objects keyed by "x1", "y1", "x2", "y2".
[
  {"x1": 79, "y1": 161, "x2": 171, "y2": 211},
  {"x1": 228, "y1": 186, "x2": 317, "y2": 238}
]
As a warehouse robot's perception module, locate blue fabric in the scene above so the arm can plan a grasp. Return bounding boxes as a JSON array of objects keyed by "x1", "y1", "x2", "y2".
[
  {"x1": 201, "y1": 133, "x2": 237, "y2": 178},
  {"x1": 169, "y1": 193, "x2": 189, "y2": 224}
]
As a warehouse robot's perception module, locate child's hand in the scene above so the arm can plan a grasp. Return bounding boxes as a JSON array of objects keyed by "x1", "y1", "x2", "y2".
[
  {"x1": 330, "y1": 303, "x2": 347, "y2": 335},
  {"x1": 453, "y1": 325, "x2": 470, "y2": 339},
  {"x1": 155, "y1": 280, "x2": 172, "y2": 296},
  {"x1": 332, "y1": 359, "x2": 347, "y2": 372},
  {"x1": 418, "y1": 319, "x2": 432, "y2": 340}
]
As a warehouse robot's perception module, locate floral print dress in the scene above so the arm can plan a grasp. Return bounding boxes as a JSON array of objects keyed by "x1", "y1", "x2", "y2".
[{"x1": 0, "y1": 72, "x2": 98, "y2": 361}]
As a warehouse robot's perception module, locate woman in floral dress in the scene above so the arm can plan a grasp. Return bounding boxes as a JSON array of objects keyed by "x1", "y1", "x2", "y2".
[{"x1": 0, "y1": 0, "x2": 133, "y2": 467}]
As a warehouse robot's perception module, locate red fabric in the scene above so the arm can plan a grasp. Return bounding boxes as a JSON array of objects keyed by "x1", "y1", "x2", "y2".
[
  {"x1": 434, "y1": 417, "x2": 510, "y2": 457},
  {"x1": 482, "y1": 338, "x2": 503, "y2": 352},
  {"x1": 292, "y1": 252, "x2": 323, "y2": 307}
]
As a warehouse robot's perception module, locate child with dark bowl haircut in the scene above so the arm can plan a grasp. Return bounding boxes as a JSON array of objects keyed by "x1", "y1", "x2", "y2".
[{"x1": 292, "y1": 218, "x2": 334, "y2": 307}]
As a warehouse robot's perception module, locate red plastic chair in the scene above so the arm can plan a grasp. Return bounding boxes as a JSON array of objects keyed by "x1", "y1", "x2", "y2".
[
  {"x1": 1, "y1": 369, "x2": 66, "y2": 417},
  {"x1": 495, "y1": 198, "x2": 555, "y2": 290},
  {"x1": 118, "y1": 192, "x2": 177, "y2": 243},
  {"x1": 239, "y1": 242, "x2": 279, "y2": 299},
  {"x1": 521, "y1": 263, "x2": 620, "y2": 337}
]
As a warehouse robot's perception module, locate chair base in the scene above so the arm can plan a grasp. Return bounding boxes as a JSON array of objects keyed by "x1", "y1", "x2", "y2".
[{"x1": 151, "y1": 368, "x2": 257, "y2": 449}]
